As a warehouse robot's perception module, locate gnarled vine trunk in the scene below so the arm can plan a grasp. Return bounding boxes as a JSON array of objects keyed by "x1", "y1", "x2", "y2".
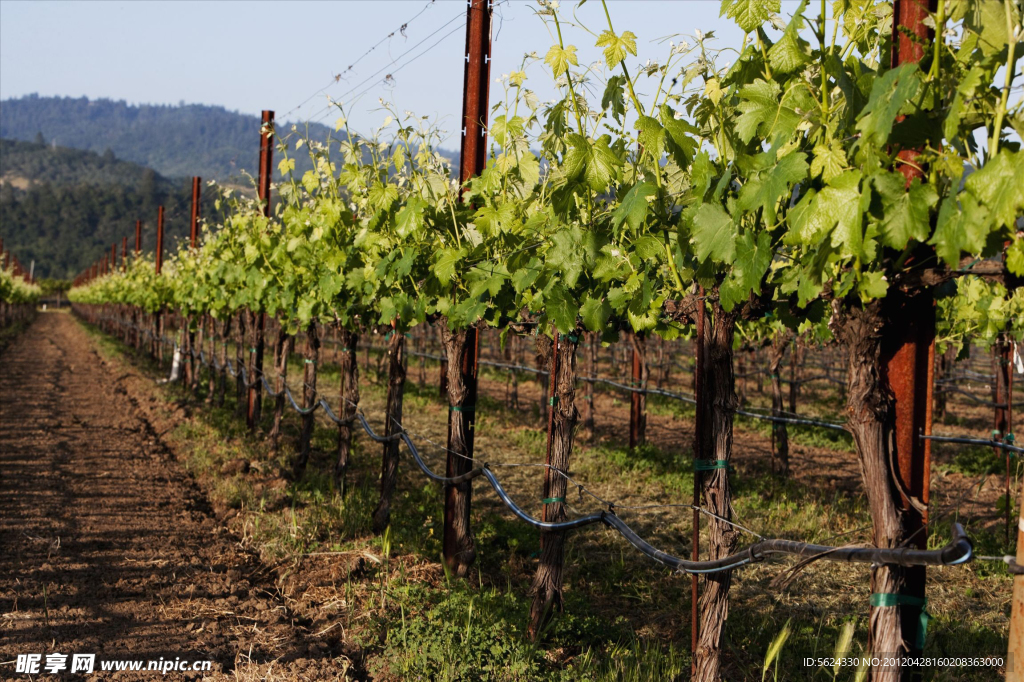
[
  {"x1": 628, "y1": 333, "x2": 648, "y2": 448},
  {"x1": 336, "y1": 328, "x2": 360, "y2": 495},
  {"x1": 372, "y1": 328, "x2": 406, "y2": 534},
  {"x1": 294, "y1": 321, "x2": 320, "y2": 476},
  {"x1": 580, "y1": 332, "x2": 596, "y2": 441},
  {"x1": 234, "y1": 311, "x2": 247, "y2": 418},
  {"x1": 246, "y1": 310, "x2": 266, "y2": 430},
  {"x1": 528, "y1": 331, "x2": 579, "y2": 640},
  {"x1": 535, "y1": 335, "x2": 552, "y2": 425},
  {"x1": 832, "y1": 299, "x2": 921, "y2": 682},
  {"x1": 268, "y1": 326, "x2": 292, "y2": 451},
  {"x1": 693, "y1": 304, "x2": 739, "y2": 682},
  {"x1": 217, "y1": 316, "x2": 231, "y2": 407},
  {"x1": 440, "y1": 321, "x2": 478, "y2": 576},
  {"x1": 769, "y1": 330, "x2": 793, "y2": 477}
]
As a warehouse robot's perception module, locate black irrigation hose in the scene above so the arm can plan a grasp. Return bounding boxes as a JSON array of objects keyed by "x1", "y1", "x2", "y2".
[
  {"x1": 933, "y1": 385, "x2": 1023, "y2": 409},
  {"x1": 348, "y1": 410, "x2": 973, "y2": 574},
  {"x1": 922, "y1": 434, "x2": 1024, "y2": 455},
  {"x1": 82, "y1": 309, "x2": 979, "y2": 574}
]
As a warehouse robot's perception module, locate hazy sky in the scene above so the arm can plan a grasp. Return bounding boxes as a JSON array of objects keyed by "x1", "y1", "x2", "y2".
[{"x1": 0, "y1": 1, "x2": 754, "y2": 138}]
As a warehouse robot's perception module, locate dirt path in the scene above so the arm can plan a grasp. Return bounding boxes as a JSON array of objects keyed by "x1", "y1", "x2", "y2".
[{"x1": 0, "y1": 313, "x2": 349, "y2": 680}]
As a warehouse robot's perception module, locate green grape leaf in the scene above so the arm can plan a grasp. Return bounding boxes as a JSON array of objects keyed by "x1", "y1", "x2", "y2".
[
  {"x1": 613, "y1": 182, "x2": 658, "y2": 232},
  {"x1": 635, "y1": 116, "x2": 665, "y2": 156},
  {"x1": 874, "y1": 174, "x2": 938, "y2": 250},
  {"x1": 546, "y1": 283, "x2": 578, "y2": 333},
  {"x1": 581, "y1": 295, "x2": 612, "y2": 332},
  {"x1": 810, "y1": 141, "x2": 848, "y2": 182},
  {"x1": 856, "y1": 63, "x2": 920, "y2": 149},
  {"x1": 433, "y1": 247, "x2": 464, "y2": 283},
  {"x1": 770, "y1": 34, "x2": 808, "y2": 75},
  {"x1": 545, "y1": 44, "x2": 578, "y2": 77},
  {"x1": 595, "y1": 29, "x2": 637, "y2": 68},
  {"x1": 721, "y1": 0, "x2": 779, "y2": 32},
  {"x1": 735, "y1": 79, "x2": 801, "y2": 148},
  {"x1": 633, "y1": 235, "x2": 664, "y2": 263},
  {"x1": 964, "y1": 150, "x2": 1024, "y2": 231},
  {"x1": 602, "y1": 75, "x2": 627, "y2": 122},
  {"x1": 857, "y1": 270, "x2": 888, "y2": 302},
  {"x1": 736, "y1": 152, "x2": 808, "y2": 224},
  {"x1": 660, "y1": 105, "x2": 699, "y2": 168},
  {"x1": 964, "y1": 0, "x2": 1010, "y2": 57},
  {"x1": 395, "y1": 197, "x2": 426, "y2": 238},
  {"x1": 564, "y1": 134, "x2": 623, "y2": 192},
  {"x1": 691, "y1": 203, "x2": 736, "y2": 263}
]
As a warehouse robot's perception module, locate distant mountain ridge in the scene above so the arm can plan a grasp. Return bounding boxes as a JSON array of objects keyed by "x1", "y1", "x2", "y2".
[
  {"x1": 0, "y1": 95, "x2": 458, "y2": 182},
  {"x1": 0, "y1": 95, "x2": 335, "y2": 181}
]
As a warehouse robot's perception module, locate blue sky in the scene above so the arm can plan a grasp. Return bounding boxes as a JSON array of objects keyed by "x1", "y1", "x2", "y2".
[{"x1": 0, "y1": 1, "x2": 754, "y2": 138}]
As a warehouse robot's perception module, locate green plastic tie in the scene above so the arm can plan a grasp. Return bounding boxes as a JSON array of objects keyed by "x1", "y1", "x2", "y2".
[
  {"x1": 693, "y1": 459, "x2": 731, "y2": 472},
  {"x1": 558, "y1": 333, "x2": 579, "y2": 343},
  {"x1": 249, "y1": 347, "x2": 257, "y2": 353},
  {"x1": 548, "y1": 396, "x2": 559, "y2": 406},
  {"x1": 542, "y1": 497, "x2": 566, "y2": 504},
  {"x1": 449, "y1": 405, "x2": 475, "y2": 412},
  {"x1": 1007, "y1": 433, "x2": 1016, "y2": 445},
  {"x1": 340, "y1": 347, "x2": 350, "y2": 352},
  {"x1": 870, "y1": 593, "x2": 929, "y2": 650},
  {"x1": 304, "y1": 359, "x2": 316, "y2": 364}
]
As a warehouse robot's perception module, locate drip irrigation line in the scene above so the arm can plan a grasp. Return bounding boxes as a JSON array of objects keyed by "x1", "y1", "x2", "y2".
[
  {"x1": 932, "y1": 385, "x2": 1023, "y2": 409},
  {"x1": 921, "y1": 433, "x2": 1024, "y2": 455},
  {"x1": 74, "y1": 309, "x2": 990, "y2": 576}
]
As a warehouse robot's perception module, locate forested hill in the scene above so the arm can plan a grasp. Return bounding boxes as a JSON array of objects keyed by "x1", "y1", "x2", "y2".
[
  {"x1": 1, "y1": 138, "x2": 179, "y2": 191},
  {"x1": 0, "y1": 139, "x2": 215, "y2": 280},
  {"x1": 0, "y1": 95, "x2": 339, "y2": 181}
]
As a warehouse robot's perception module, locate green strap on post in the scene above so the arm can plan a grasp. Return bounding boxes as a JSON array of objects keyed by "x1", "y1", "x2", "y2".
[
  {"x1": 304, "y1": 358, "x2": 316, "y2": 364},
  {"x1": 558, "y1": 333, "x2": 579, "y2": 343},
  {"x1": 249, "y1": 347, "x2": 257, "y2": 353},
  {"x1": 449, "y1": 405, "x2": 475, "y2": 412},
  {"x1": 548, "y1": 396, "x2": 559, "y2": 406},
  {"x1": 542, "y1": 497, "x2": 565, "y2": 504},
  {"x1": 694, "y1": 459, "x2": 731, "y2": 472},
  {"x1": 869, "y1": 593, "x2": 929, "y2": 650}
]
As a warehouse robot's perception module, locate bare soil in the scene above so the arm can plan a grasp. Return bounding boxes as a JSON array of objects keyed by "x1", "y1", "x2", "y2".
[{"x1": 0, "y1": 312, "x2": 353, "y2": 680}]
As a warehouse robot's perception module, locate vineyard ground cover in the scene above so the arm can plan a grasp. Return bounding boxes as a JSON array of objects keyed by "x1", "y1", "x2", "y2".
[
  {"x1": 51, "y1": 313, "x2": 1017, "y2": 679},
  {"x1": 0, "y1": 313, "x2": 34, "y2": 354}
]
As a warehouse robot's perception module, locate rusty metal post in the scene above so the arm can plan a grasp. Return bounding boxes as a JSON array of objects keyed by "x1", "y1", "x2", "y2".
[
  {"x1": 135, "y1": 219, "x2": 142, "y2": 254},
  {"x1": 122, "y1": 236, "x2": 127, "y2": 271},
  {"x1": 154, "y1": 206, "x2": 165, "y2": 361},
  {"x1": 876, "y1": 0, "x2": 938, "y2": 667},
  {"x1": 441, "y1": 0, "x2": 493, "y2": 573},
  {"x1": 691, "y1": 288, "x2": 705, "y2": 676},
  {"x1": 190, "y1": 176, "x2": 202, "y2": 249},
  {"x1": 247, "y1": 111, "x2": 273, "y2": 430},
  {"x1": 629, "y1": 335, "x2": 643, "y2": 449},
  {"x1": 112, "y1": 243, "x2": 117, "y2": 275}
]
